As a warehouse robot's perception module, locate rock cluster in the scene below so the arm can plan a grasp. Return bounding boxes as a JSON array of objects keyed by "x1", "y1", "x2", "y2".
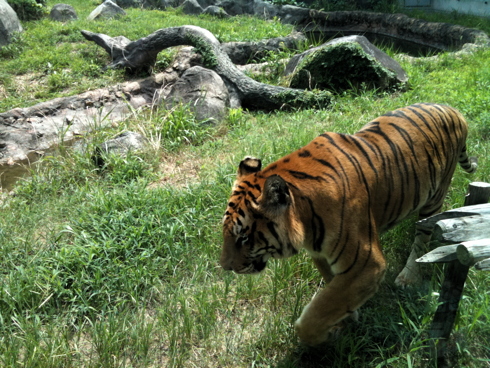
[{"x1": 1, "y1": 0, "x2": 488, "y2": 189}]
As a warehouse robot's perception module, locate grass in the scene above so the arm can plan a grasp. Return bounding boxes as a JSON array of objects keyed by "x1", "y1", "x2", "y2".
[{"x1": 1, "y1": 1, "x2": 490, "y2": 367}]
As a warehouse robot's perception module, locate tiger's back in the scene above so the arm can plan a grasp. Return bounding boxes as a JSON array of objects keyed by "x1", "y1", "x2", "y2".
[{"x1": 220, "y1": 103, "x2": 476, "y2": 345}]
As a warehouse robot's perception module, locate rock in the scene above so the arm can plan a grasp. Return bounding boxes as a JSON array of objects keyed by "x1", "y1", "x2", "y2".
[
  {"x1": 218, "y1": 0, "x2": 253, "y2": 16},
  {"x1": 284, "y1": 35, "x2": 408, "y2": 92},
  {"x1": 93, "y1": 131, "x2": 149, "y2": 167},
  {"x1": 0, "y1": 0, "x2": 23, "y2": 46},
  {"x1": 0, "y1": 71, "x2": 180, "y2": 189},
  {"x1": 113, "y1": 0, "x2": 140, "y2": 8},
  {"x1": 221, "y1": 32, "x2": 307, "y2": 65},
  {"x1": 196, "y1": 0, "x2": 216, "y2": 9},
  {"x1": 165, "y1": 66, "x2": 230, "y2": 124},
  {"x1": 140, "y1": 0, "x2": 170, "y2": 9},
  {"x1": 49, "y1": 4, "x2": 78, "y2": 22},
  {"x1": 87, "y1": 0, "x2": 126, "y2": 21},
  {"x1": 253, "y1": 0, "x2": 278, "y2": 19},
  {"x1": 203, "y1": 5, "x2": 230, "y2": 18},
  {"x1": 278, "y1": 5, "x2": 311, "y2": 25},
  {"x1": 181, "y1": 0, "x2": 203, "y2": 15}
]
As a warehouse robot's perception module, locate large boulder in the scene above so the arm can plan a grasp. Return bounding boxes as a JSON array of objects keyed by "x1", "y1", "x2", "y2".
[
  {"x1": 0, "y1": 0, "x2": 23, "y2": 46},
  {"x1": 284, "y1": 35, "x2": 408, "y2": 92},
  {"x1": 181, "y1": 0, "x2": 203, "y2": 15},
  {"x1": 203, "y1": 5, "x2": 230, "y2": 18},
  {"x1": 253, "y1": 0, "x2": 278, "y2": 19},
  {"x1": 49, "y1": 4, "x2": 78, "y2": 22},
  {"x1": 218, "y1": 0, "x2": 253, "y2": 15},
  {"x1": 165, "y1": 66, "x2": 230, "y2": 124},
  {"x1": 87, "y1": 0, "x2": 126, "y2": 21}
]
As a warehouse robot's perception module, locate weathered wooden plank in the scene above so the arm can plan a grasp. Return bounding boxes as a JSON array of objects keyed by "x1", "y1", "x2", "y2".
[
  {"x1": 429, "y1": 260, "x2": 470, "y2": 366},
  {"x1": 456, "y1": 240, "x2": 490, "y2": 266},
  {"x1": 464, "y1": 181, "x2": 490, "y2": 206},
  {"x1": 475, "y1": 258, "x2": 490, "y2": 271},
  {"x1": 416, "y1": 245, "x2": 459, "y2": 263},
  {"x1": 417, "y1": 203, "x2": 490, "y2": 232},
  {"x1": 432, "y1": 215, "x2": 490, "y2": 244},
  {"x1": 417, "y1": 240, "x2": 490, "y2": 265},
  {"x1": 427, "y1": 182, "x2": 490, "y2": 368}
]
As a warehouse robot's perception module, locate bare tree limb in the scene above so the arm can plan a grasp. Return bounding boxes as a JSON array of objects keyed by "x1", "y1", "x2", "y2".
[{"x1": 81, "y1": 26, "x2": 331, "y2": 110}]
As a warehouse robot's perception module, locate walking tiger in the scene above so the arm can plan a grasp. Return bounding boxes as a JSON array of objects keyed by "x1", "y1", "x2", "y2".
[{"x1": 220, "y1": 103, "x2": 477, "y2": 345}]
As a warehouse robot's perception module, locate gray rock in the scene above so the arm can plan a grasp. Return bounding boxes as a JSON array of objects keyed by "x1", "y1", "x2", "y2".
[
  {"x1": 87, "y1": 0, "x2": 126, "y2": 21},
  {"x1": 196, "y1": 0, "x2": 217, "y2": 9},
  {"x1": 0, "y1": 71, "x2": 180, "y2": 189},
  {"x1": 253, "y1": 0, "x2": 278, "y2": 19},
  {"x1": 181, "y1": 0, "x2": 203, "y2": 15},
  {"x1": 113, "y1": 0, "x2": 140, "y2": 8},
  {"x1": 0, "y1": 0, "x2": 23, "y2": 46},
  {"x1": 165, "y1": 66, "x2": 230, "y2": 124},
  {"x1": 140, "y1": 0, "x2": 170, "y2": 9},
  {"x1": 203, "y1": 5, "x2": 230, "y2": 18},
  {"x1": 94, "y1": 131, "x2": 149, "y2": 165},
  {"x1": 221, "y1": 32, "x2": 307, "y2": 65},
  {"x1": 278, "y1": 5, "x2": 311, "y2": 25},
  {"x1": 49, "y1": 4, "x2": 78, "y2": 22},
  {"x1": 217, "y1": 0, "x2": 253, "y2": 15},
  {"x1": 285, "y1": 35, "x2": 408, "y2": 92}
]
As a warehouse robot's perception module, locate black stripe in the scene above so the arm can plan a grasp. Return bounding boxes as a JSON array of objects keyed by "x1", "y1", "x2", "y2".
[
  {"x1": 337, "y1": 240, "x2": 361, "y2": 275},
  {"x1": 288, "y1": 170, "x2": 325, "y2": 181},
  {"x1": 298, "y1": 150, "x2": 311, "y2": 157},
  {"x1": 304, "y1": 196, "x2": 325, "y2": 252},
  {"x1": 262, "y1": 164, "x2": 277, "y2": 174}
]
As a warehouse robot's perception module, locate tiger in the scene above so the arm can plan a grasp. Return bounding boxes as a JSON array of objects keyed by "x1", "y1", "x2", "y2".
[{"x1": 220, "y1": 103, "x2": 477, "y2": 346}]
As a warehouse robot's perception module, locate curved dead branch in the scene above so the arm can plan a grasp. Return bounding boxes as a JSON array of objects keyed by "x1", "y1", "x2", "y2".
[{"x1": 81, "y1": 26, "x2": 331, "y2": 111}]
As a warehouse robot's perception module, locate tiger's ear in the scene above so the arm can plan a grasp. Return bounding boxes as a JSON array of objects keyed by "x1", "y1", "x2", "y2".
[
  {"x1": 238, "y1": 156, "x2": 262, "y2": 178},
  {"x1": 260, "y1": 175, "x2": 290, "y2": 216}
]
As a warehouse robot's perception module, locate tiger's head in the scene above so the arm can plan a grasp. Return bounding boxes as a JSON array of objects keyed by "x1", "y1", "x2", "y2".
[{"x1": 220, "y1": 157, "x2": 304, "y2": 274}]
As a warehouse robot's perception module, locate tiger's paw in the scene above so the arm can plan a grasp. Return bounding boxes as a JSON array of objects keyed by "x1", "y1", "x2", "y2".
[
  {"x1": 295, "y1": 313, "x2": 357, "y2": 346},
  {"x1": 394, "y1": 267, "x2": 421, "y2": 287},
  {"x1": 295, "y1": 320, "x2": 333, "y2": 346}
]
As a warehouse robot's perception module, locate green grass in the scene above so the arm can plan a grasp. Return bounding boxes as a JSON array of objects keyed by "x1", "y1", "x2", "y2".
[{"x1": 1, "y1": 1, "x2": 490, "y2": 367}]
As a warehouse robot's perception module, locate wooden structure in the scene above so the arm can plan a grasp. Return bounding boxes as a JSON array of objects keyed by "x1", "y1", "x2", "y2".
[{"x1": 416, "y1": 182, "x2": 490, "y2": 367}]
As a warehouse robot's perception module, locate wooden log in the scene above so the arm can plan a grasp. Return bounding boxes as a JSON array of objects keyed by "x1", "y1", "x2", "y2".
[
  {"x1": 429, "y1": 260, "x2": 470, "y2": 366},
  {"x1": 417, "y1": 239, "x2": 490, "y2": 265},
  {"x1": 456, "y1": 240, "x2": 490, "y2": 266},
  {"x1": 432, "y1": 215, "x2": 490, "y2": 244},
  {"x1": 464, "y1": 181, "x2": 490, "y2": 206},
  {"x1": 416, "y1": 244, "x2": 459, "y2": 263},
  {"x1": 417, "y1": 203, "x2": 490, "y2": 232},
  {"x1": 475, "y1": 258, "x2": 490, "y2": 271},
  {"x1": 427, "y1": 182, "x2": 490, "y2": 367}
]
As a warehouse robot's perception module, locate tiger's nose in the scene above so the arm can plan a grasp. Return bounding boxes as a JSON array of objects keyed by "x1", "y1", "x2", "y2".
[
  {"x1": 220, "y1": 254, "x2": 235, "y2": 271},
  {"x1": 220, "y1": 260, "x2": 233, "y2": 271}
]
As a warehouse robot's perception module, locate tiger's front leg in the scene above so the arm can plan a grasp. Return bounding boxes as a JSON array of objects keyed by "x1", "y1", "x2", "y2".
[{"x1": 295, "y1": 247, "x2": 386, "y2": 346}]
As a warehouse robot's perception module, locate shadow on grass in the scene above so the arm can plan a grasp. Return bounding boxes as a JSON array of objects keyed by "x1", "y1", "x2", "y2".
[{"x1": 274, "y1": 285, "x2": 435, "y2": 368}]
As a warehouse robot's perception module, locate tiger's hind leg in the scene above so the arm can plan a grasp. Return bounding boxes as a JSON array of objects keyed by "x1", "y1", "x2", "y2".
[
  {"x1": 395, "y1": 200, "x2": 444, "y2": 287},
  {"x1": 394, "y1": 223, "x2": 431, "y2": 287}
]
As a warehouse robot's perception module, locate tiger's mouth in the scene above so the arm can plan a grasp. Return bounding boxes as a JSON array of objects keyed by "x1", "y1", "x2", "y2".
[{"x1": 235, "y1": 259, "x2": 267, "y2": 274}]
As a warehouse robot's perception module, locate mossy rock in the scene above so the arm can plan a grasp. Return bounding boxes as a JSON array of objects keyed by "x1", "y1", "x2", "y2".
[{"x1": 285, "y1": 35, "x2": 408, "y2": 93}]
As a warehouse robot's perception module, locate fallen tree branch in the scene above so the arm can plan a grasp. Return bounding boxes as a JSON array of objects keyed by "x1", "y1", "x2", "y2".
[{"x1": 81, "y1": 25, "x2": 331, "y2": 110}]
